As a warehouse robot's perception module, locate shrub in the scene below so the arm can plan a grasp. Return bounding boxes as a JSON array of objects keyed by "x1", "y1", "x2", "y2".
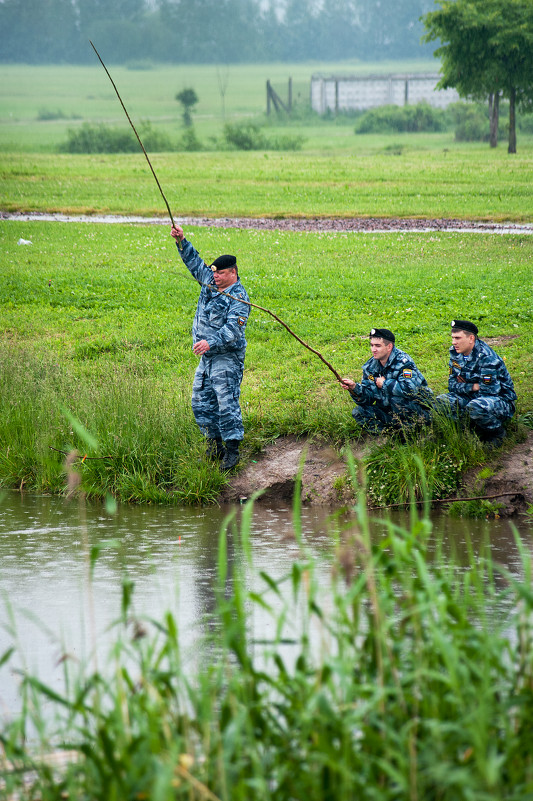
[
  {"x1": 355, "y1": 102, "x2": 448, "y2": 134},
  {"x1": 60, "y1": 121, "x2": 173, "y2": 154},
  {"x1": 178, "y1": 126, "x2": 203, "y2": 152},
  {"x1": 518, "y1": 113, "x2": 533, "y2": 134},
  {"x1": 176, "y1": 87, "x2": 198, "y2": 127},
  {"x1": 37, "y1": 107, "x2": 67, "y2": 121},
  {"x1": 223, "y1": 121, "x2": 304, "y2": 151},
  {"x1": 223, "y1": 121, "x2": 269, "y2": 150},
  {"x1": 449, "y1": 102, "x2": 490, "y2": 142}
]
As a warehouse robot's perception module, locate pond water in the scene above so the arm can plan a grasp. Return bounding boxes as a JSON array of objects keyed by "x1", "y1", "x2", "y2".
[{"x1": 0, "y1": 490, "x2": 531, "y2": 720}]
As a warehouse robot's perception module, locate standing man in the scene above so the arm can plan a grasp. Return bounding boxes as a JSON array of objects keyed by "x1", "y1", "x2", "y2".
[
  {"x1": 171, "y1": 225, "x2": 250, "y2": 470},
  {"x1": 340, "y1": 328, "x2": 432, "y2": 434},
  {"x1": 436, "y1": 319, "x2": 516, "y2": 446}
]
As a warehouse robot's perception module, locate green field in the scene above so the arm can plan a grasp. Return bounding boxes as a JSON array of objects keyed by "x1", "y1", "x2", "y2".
[
  {"x1": 1, "y1": 218, "x2": 531, "y2": 502},
  {"x1": 0, "y1": 60, "x2": 438, "y2": 150},
  {"x1": 1, "y1": 63, "x2": 532, "y2": 503}
]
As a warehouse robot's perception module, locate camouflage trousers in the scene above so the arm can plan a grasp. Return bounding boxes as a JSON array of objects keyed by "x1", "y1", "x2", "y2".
[
  {"x1": 435, "y1": 393, "x2": 514, "y2": 433},
  {"x1": 192, "y1": 352, "x2": 245, "y2": 442},
  {"x1": 352, "y1": 401, "x2": 430, "y2": 435}
]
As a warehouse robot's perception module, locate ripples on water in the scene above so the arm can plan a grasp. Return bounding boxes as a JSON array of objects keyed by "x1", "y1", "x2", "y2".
[{"x1": 0, "y1": 491, "x2": 531, "y2": 717}]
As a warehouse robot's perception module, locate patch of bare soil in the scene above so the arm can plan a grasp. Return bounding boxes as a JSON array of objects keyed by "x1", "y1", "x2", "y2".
[
  {"x1": 222, "y1": 433, "x2": 533, "y2": 517},
  {"x1": 462, "y1": 431, "x2": 533, "y2": 517},
  {"x1": 220, "y1": 436, "x2": 364, "y2": 507}
]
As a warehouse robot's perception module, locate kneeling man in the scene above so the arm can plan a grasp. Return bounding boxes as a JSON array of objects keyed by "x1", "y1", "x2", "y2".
[
  {"x1": 436, "y1": 319, "x2": 516, "y2": 446},
  {"x1": 341, "y1": 328, "x2": 432, "y2": 435}
]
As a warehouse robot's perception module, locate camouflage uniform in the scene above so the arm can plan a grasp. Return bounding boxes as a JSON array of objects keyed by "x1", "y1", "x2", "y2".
[
  {"x1": 177, "y1": 238, "x2": 250, "y2": 442},
  {"x1": 436, "y1": 338, "x2": 516, "y2": 434},
  {"x1": 349, "y1": 347, "x2": 432, "y2": 434}
]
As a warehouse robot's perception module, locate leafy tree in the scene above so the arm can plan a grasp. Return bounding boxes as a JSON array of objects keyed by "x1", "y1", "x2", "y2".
[
  {"x1": 176, "y1": 88, "x2": 198, "y2": 127},
  {"x1": 423, "y1": 0, "x2": 533, "y2": 153}
]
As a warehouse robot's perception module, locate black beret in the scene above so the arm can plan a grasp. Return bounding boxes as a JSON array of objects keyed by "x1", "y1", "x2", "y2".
[
  {"x1": 210, "y1": 254, "x2": 237, "y2": 272},
  {"x1": 370, "y1": 327, "x2": 395, "y2": 343},
  {"x1": 451, "y1": 319, "x2": 478, "y2": 335}
]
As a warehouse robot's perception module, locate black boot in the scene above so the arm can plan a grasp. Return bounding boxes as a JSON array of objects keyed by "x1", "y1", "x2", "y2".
[
  {"x1": 482, "y1": 425, "x2": 506, "y2": 449},
  {"x1": 221, "y1": 440, "x2": 240, "y2": 471},
  {"x1": 206, "y1": 438, "x2": 225, "y2": 461}
]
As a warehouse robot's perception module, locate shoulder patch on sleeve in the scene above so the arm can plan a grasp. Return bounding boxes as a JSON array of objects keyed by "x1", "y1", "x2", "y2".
[
  {"x1": 401, "y1": 369, "x2": 413, "y2": 379},
  {"x1": 237, "y1": 316, "x2": 246, "y2": 327}
]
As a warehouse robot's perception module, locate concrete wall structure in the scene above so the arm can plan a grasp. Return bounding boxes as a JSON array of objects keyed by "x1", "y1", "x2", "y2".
[{"x1": 311, "y1": 73, "x2": 460, "y2": 114}]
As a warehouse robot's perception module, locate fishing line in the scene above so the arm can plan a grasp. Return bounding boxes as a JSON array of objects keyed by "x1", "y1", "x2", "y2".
[{"x1": 162, "y1": 262, "x2": 344, "y2": 383}]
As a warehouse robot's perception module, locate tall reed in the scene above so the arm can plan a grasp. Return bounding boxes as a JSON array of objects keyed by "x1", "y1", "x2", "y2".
[
  {"x1": 0, "y1": 346, "x2": 227, "y2": 503},
  {"x1": 1, "y1": 463, "x2": 532, "y2": 799}
]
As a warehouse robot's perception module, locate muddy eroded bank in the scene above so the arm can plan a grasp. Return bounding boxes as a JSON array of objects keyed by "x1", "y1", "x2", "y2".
[{"x1": 221, "y1": 432, "x2": 533, "y2": 517}]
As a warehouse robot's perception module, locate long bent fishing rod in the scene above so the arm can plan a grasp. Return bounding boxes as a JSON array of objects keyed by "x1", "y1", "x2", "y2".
[
  {"x1": 89, "y1": 40, "x2": 182, "y2": 249},
  {"x1": 90, "y1": 40, "x2": 342, "y2": 383},
  {"x1": 167, "y1": 258, "x2": 344, "y2": 383}
]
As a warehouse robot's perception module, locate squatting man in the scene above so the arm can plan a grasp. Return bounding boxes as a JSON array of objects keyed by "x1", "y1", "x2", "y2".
[
  {"x1": 435, "y1": 319, "x2": 516, "y2": 447},
  {"x1": 341, "y1": 322, "x2": 516, "y2": 446},
  {"x1": 340, "y1": 328, "x2": 432, "y2": 435},
  {"x1": 171, "y1": 224, "x2": 250, "y2": 470}
]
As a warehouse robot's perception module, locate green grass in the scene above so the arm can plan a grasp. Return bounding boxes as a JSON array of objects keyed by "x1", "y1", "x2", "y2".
[
  {"x1": 2, "y1": 488, "x2": 533, "y2": 799},
  {"x1": 0, "y1": 60, "x2": 437, "y2": 130},
  {"x1": 0, "y1": 219, "x2": 531, "y2": 502},
  {"x1": 1, "y1": 60, "x2": 532, "y2": 504},
  {"x1": 2, "y1": 146, "x2": 533, "y2": 219}
]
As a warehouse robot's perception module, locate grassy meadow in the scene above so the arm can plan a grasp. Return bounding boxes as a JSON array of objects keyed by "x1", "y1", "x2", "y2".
[
  {"x1": 1, "y1": 62, "x2": 532, "y2": 504},
  {"x1": 0, "y1": 60, "x2": 438, "y2": 152},
  {"x1": 1, "y1": 218, "x2": 531, "y2": 503}
]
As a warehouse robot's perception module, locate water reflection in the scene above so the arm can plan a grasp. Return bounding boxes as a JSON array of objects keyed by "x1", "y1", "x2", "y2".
[{"x1": 0, "y1": 491, "x2": 531, "y2": 719}]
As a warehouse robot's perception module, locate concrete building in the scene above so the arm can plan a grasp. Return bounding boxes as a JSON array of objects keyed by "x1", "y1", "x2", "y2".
[{"x1": 311, "y1": 73, "x2": 460, "y2": 114}]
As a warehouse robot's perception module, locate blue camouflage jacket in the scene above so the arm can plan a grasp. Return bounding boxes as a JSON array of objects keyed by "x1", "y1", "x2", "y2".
[
  {"x1": 177, "y1": 238, "x2": 250, "y2": 357},
  {"x1": 350, "y1": 347, "x2": 431, "y2": 409},
  {"x1": 448, "y1": 338, "x2": 516, "y2": 408}
]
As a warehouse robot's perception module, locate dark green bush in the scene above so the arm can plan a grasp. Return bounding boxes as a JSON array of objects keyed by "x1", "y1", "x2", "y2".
[
  {"x1": 355, "y1": 102, "x2": 448, "y2": 134},
  {"x1": 223, "y1": 121, "x2": 269, "y2": 150},
  {"x1": 449, "y1": 102, "x2": 489, "y2": 142},
  {"x1": 518, "y1": 113, "x2": 533, "y2": 134},
  {"x1": 178, "y1": 126, "x2": 203, "y2": 152},
  {"x1": 60, "y1": 121, "x2": 173, "y2": 153},
  {"x1": 223, "y1": 121, "x2": 304, "y2": 151},
  {"x1": 37, "y1": 107, "x2": 67, "y2": 121}
]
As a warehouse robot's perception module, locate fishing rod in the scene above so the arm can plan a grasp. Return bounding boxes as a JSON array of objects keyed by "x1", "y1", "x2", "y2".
[
  {"x1": 164, "y1": 252, "x2": 344, "y2": 383},
  {"x1": 89, "y1": 40, "x2": 182, "y2": 250},
  {"x1": 90, "y1": 39, "x2": 342, "y2": 383}
]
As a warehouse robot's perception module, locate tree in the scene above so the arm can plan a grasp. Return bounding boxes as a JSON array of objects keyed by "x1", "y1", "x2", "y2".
[
  {"x1": 423, "y1": 0, "x2": 533, "y2": 153},
  {"x1": 176, "y1": 88, "x2": 198, "y2": 127}
]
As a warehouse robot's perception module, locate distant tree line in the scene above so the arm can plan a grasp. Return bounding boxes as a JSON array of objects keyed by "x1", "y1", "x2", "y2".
[{"x1": 0, "y1": 0, "x2": 436, "y2": 64}]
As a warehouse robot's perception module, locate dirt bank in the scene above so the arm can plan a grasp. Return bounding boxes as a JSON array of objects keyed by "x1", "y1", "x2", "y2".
[{"x1": 221, "y1": 432, "x2": 533, "y2": 517}]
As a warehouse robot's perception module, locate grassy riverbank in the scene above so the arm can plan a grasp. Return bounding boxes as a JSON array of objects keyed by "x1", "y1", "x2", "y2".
[
  {"x1": 1, "y1": 218, "x2": 531, "y2": 504},
  {"x1": 1, "y1": 60, "x2": 532, "y2": 504},
  {"x1": 2, "y1": 492, "x2": 533, "y2": 799}
]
